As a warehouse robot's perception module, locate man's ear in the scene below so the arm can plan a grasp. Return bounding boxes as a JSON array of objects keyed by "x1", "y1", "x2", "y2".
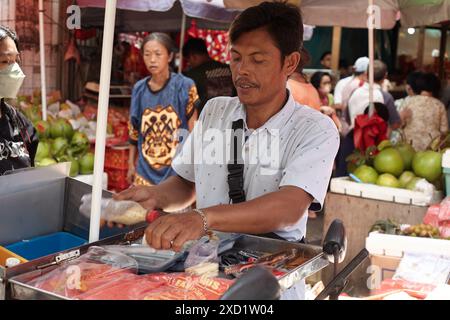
[{"x1": 284, "y1": 51, "x2": 301, "y2": 77}]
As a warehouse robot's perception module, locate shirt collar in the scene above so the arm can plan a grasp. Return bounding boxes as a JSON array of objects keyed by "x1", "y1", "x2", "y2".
[{"x1": 230, "y1": 90, "x2": 296, "y2": 136}]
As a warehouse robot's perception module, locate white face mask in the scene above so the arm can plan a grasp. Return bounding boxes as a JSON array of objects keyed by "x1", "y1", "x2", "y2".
[{"x1": 0, "y1": 63, "x2": 26, "y2": 99}]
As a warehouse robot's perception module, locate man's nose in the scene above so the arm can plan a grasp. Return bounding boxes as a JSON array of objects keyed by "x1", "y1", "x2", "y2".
[{"x1": 236, "y1": 59, "x2": 251, "y2": 76}]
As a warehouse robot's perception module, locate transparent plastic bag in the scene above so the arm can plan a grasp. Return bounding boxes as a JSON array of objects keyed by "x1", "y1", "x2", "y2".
[
  {"x1": 184, "y1": 241, "x2": 219, "y2": 269},
  {"x1": 79, "y1": 193, "x2": 148, "y2": 225},
  {"x1": 78, "y1": 272, "x2": 234, "y2": 300},
  {"x1": 26, "y1": 246, "x2": 138, "y2": 299}
]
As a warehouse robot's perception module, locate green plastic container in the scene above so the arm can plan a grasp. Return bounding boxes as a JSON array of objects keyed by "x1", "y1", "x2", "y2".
[{"x1": 444, "y1": 167, "x2": 450, "y2": 197}]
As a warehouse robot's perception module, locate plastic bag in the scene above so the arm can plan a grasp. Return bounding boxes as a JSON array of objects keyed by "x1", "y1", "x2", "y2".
[
  {"x1": 423, "y1": 205, "x2": 440, "y2": 228},
  {"x1": 184, "y1": 241, "x2": 219, "y2": 269},
  {"x1": 393, "y1": 252, "x2": 450, "y2": 286},
  {"x1": 414, "y1": 179, "x2": 436, "y2": 195},
  {"x1": 78, "y1": 272, "x2": 234, "y2": 300},
  {"x1": 79, "y1": 193, "x2": 147, "y2": 225},
  {"x1": 26, "y1": 246, "x2": 138, "y2": 299}
]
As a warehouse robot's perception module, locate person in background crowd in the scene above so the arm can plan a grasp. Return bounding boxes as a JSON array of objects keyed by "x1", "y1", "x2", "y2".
[
  {"x1": 0, "y1": 25, "x2": 38, "y2": 175},
  {"x1": 340, "y1": 56, "x2": 369, "y2": 110},
  {"x1": 373, "y1": 60, "x2": 401, "y2": 131},
  {"x1": 401, "y1": 72, "x2": 448, "y2": 151},
  {"x1": 310, "y1": 71, "x2": 342, "y2": 132},
  {"x1": 182, "y1": 38, "x2": 235, "y2": 114},
  {"x1": 128, "y1": 33, "x2": 200, "y2": 186},
  {"x1": 319, "y1": 51, "x2": 332, "y2": 69},
  {"x1": 347, "y1": 60, "x2": 386, "y2": 129},
  {"x1": 394, "y1": 71, "x2": 423, "y2": 114},
  {"x1": 310, "y1": 71, "x2": 334, "y2": 107},
  {"x1": 287, "y1": 49, "x2": 322, "y2": 110}
]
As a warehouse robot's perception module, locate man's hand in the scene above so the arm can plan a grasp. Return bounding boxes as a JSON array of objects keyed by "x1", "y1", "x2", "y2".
[
  {"x1": 144, "y1": 212, "x2": 205, "y2": 252},
  {"x1": 113, "y1": 185, "x2": 159, "y2": 210}
]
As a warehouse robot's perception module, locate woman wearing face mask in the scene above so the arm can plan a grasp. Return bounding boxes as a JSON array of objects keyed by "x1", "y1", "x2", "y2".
[
  {"x1": 310, "y1": 71, "x2": 342, "y2": 132},
  {"x1": 0, "y1": 26, "x2": 38, "y2": 175},
  {"x1": 128, "y1": 33, "x2": 199, "y2": 186}
]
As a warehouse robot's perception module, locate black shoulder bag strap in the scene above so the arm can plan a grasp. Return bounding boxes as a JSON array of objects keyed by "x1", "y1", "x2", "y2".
[{"x1": 227, "y1": 119, "x2": 246, "y2": 204}]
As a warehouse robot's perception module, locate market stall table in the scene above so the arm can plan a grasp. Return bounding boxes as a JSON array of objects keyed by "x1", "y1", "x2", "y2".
[{"x1": 322, "y1": 192, "x2": 432, "y2": 295}]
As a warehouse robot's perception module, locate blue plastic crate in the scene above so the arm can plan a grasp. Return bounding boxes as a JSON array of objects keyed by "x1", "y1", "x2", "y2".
[{"x1": 5, "y1": 232, "x2": 87, "y2": 261}]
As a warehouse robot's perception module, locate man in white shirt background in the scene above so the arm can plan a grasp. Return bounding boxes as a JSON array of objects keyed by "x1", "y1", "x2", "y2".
[{"x1": 348, "y1": 60, "x2": 401, "y2": 131}]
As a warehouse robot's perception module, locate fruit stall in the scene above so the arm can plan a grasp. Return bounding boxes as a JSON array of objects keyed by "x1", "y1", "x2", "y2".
[
  {"x1": 0, "y1": 164, "x2": 341, "y2": 300},
  {"x1": 12, "y1": 90, "x2": 131, "y2": 192},
  {"x1": 322, "y1": 138, "x2": 450, "y2": 298}
]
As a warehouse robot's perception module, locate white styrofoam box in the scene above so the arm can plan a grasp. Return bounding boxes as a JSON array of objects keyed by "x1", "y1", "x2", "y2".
[
  {"x1": 443, "y1": 150, "x2": 450, "y2": 169},
  {"x1": 330, "y1": 177, "x2": 443, "y2": 206},
  {"x1": 366, "y1": 232, "x2": 450, "y2": 258},
  {"x1": 73, "y1": 173, "x2": 108, "y2": 190}
]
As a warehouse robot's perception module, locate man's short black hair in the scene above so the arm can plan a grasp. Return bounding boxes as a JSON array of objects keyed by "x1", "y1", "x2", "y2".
[
  {"x1": 182, "y1": 38, "x2": 209, "y2": 57},
  {"x1": 407, "y1": 71, "x2": 425, "y2": 95},
  {"x1": 423, "y1": 72, "x2": 441, "y2": 98},
  {"x1": 364, "y1": 102, "x2": 390, "y2": 123},
  {"x1": 320, "y1": 51, "x2": 331, "y2": 61},
  {"x1": 229, "y1": 1, "x2": 303, "y2": 63}
]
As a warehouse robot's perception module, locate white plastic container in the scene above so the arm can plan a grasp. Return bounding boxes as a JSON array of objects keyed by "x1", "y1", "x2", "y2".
[
  {"x1": 365, "y1": 231, "x2": 450, "y2": 258},
  {"x1": 330, "y1": 177, "x2": 443, "y2": 207}
]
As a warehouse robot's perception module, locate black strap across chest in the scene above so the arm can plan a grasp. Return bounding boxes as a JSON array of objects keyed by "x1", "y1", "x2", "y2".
[{"x1": 227, "y1": 119, "x2": 246, "y2": 204}]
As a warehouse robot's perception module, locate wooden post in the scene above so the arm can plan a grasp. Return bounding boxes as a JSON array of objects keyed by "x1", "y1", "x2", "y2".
[
  {"x1": 331, "y1": 26, "x2": 342, "y2": 72},
  {"x1": 439, "y1": 23, "x2": 448, "y2": 80},
  {"x1": 416, "y1": 27, "x2": 425, "y2": 69}
]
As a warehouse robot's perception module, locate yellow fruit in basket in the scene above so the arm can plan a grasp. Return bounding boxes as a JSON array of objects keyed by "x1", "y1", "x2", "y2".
[
  {"x1": 353, "y1": 165, "x2": 379, "y2": 184},
  {"x1": 399, "y1": 171, "x2": 416, "y2": 188},
  {"x1": 376, "y1": 173, "x2": 400, "y2": 188}
]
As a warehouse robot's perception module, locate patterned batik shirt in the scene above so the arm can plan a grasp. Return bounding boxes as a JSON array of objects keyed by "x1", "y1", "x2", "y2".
[{"x1": 129, "y1": 73, "x2": 199, "y2": 185}]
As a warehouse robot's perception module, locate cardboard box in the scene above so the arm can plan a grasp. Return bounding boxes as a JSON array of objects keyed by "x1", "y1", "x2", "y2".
[{"x1": 370, "y1": 254, "x2": 401, "y2": 282}]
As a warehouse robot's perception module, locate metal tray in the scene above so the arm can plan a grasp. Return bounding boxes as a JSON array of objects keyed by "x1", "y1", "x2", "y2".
[{"x1": 7, "y1": 229, "x2": 328, "y2": 300}]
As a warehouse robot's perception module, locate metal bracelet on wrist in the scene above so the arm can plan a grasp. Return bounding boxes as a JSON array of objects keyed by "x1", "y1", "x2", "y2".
[{"x1": 193, "y1": 208, "x2": 209, "y2": 234}]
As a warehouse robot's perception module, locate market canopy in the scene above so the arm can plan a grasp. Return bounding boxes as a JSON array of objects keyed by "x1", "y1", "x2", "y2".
[{"x1": 77, "y1": 0, "x2": 450, "y2": 29}]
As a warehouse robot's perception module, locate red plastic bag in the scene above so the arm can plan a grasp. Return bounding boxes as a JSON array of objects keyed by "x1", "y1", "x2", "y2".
[
  {"x1": 372, "y1": 279, "x2": 436, "y2": 299},
  {"x1": 423, "y1": 205, "x2": 441, "y2": 228},
  {"x1": 353, "y1": 113, "x2": 388, "y2": 153},
  {"x1": 79, "y1": 273, "x2": 234, "y2": 300},
  {"x1": 26, "y1": 247, "x2": 138, "y2": 299}
]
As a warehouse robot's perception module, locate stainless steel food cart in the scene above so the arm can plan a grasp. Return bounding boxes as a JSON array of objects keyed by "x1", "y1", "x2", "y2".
[{"x1": 1, "y1": 164, "x2": 330, "y2": 300}]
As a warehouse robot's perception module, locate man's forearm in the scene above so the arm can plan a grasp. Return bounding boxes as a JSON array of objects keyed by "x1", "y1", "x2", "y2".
[
  {"x1": 203, "y1": 187, "x2": 313, "y2": 234},
  {"x1": 156, "y1": 175, "x2": 196, "y2": 211}
]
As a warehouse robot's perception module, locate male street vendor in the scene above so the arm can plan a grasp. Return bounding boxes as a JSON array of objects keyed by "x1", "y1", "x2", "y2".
[{"x1": 115, "y1": 2, "x2": 339, "y2": 299}]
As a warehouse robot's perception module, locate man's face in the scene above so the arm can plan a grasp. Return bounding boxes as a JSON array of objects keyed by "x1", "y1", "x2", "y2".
[
  {"x1": 185, "y1": 54, "x2": 201, "y2": 69},
  {"x1": 0, "y1": 37, "x2": 20, "y2": 71},
  {"x1": 321, "y1": 54, "x2": 332, "y2": 69},
  {"x1": 229, "y1": 27, "x2": 291, "y2": 108}
]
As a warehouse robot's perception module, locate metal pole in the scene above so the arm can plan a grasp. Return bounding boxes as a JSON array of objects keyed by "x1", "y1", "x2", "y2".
[
  {"x1": 89, "y1": 0, "x2": 117, "y2": 243},
  {"x1": 178, "y1": 12, "x2": 187, "y2": 74},
  {"x1": 368, "y1": 0, "x2": 375, "y2": 116},
  {"x1": 39, "y1": 0, "x2": 47, "y2": 121}
]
